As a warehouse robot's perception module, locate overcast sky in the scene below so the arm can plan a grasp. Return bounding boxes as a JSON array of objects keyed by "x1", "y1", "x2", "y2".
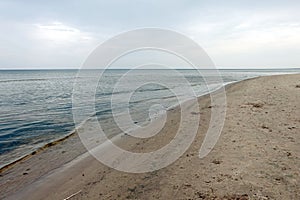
[{"x1": 0, "y1": 0, "x2": 300, "y2": 69}]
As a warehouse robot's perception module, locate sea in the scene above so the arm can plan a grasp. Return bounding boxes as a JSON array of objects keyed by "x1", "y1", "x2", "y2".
[{"x1": 0, "y1": 69, "x2": 299, "y2": 168}]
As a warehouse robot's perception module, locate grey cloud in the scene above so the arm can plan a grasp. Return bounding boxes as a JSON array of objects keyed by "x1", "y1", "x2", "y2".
[{"x1": 0, "y1": 0, "x2": 300, "y2": 68}]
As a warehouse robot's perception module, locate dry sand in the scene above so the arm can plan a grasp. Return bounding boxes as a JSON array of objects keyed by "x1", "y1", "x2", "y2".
[{"x1": 0, "y1": 74, "x2": 299, "y2": 200}]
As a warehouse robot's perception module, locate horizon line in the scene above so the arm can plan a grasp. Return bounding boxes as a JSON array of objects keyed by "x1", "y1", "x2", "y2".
[{"x1": 0, "y1": 67, "x2": 300, "y2": 70}]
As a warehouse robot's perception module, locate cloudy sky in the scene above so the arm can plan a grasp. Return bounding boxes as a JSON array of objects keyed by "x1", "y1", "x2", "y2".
[{"x1": 0, "y1": 0, "x2": 300, "y2": 69}]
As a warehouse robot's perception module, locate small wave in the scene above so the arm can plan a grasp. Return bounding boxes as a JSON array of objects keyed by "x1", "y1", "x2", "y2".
[
  {"x1": 0, "y1": 78, "x2": 49, "y2": 83},
  {"x1": 136, "y1": 86, "x2": 170, "y2": 93},
  {"x1": 97, "y1": 86, "x2": 171, "y2": 98},
  {"x1": 129, "y1": 95, "x2": 176, "y2": 104},
  {"x1": 0, "y1": 76, "x2": 82, "y2": 83}
]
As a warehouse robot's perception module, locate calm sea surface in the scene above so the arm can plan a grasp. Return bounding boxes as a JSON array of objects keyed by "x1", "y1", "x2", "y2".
[{"x1": 0, "y1": 69, "x2": 299, "y2": 168}]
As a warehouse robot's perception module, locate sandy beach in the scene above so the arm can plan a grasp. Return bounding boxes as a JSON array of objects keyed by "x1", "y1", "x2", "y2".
[{"x1": 0, "y1": 74, "x2": 299, "y2": 200}]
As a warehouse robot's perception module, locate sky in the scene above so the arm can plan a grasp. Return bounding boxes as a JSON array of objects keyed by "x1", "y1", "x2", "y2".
[{"x1": 0, "y1": 0, "x2": 300, "y2": 69}]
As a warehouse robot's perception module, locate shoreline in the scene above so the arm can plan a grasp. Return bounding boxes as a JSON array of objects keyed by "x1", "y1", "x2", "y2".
[
  {"x1": 0, "y1": 77, "x2": 237, "y2": 173},
  {"x1": 1, "y1": 71, "x2": 298, "y2": 173},
  {"x1": 0, "y1": 74, "x2": 299, "y2": 199},
  {"x1": 0, "y1": 75, "x2": 249, "y2": 173},
  {"x1": 0, "y1": 131, "x2": 77, "y2": 173}
]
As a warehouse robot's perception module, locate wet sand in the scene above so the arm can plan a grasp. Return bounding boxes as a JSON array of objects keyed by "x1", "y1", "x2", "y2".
[{"x1": 1, "y1": 74, "x2": 299, "y2": 199}]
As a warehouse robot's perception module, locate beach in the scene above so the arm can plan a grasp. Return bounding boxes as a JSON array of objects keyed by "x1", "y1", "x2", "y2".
[{"x1": 0, "y1": 73, "x2": 299, "y2": 199}]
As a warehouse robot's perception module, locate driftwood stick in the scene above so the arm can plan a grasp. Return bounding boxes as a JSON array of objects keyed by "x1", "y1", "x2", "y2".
[{"x1": 63, "y1": 190, "x2": 82, "y2": 200}]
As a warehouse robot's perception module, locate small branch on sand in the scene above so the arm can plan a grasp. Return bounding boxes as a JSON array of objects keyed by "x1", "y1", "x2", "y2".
[{"x1": 63, "y1": 190, "x2": 82, "y2": 200}]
